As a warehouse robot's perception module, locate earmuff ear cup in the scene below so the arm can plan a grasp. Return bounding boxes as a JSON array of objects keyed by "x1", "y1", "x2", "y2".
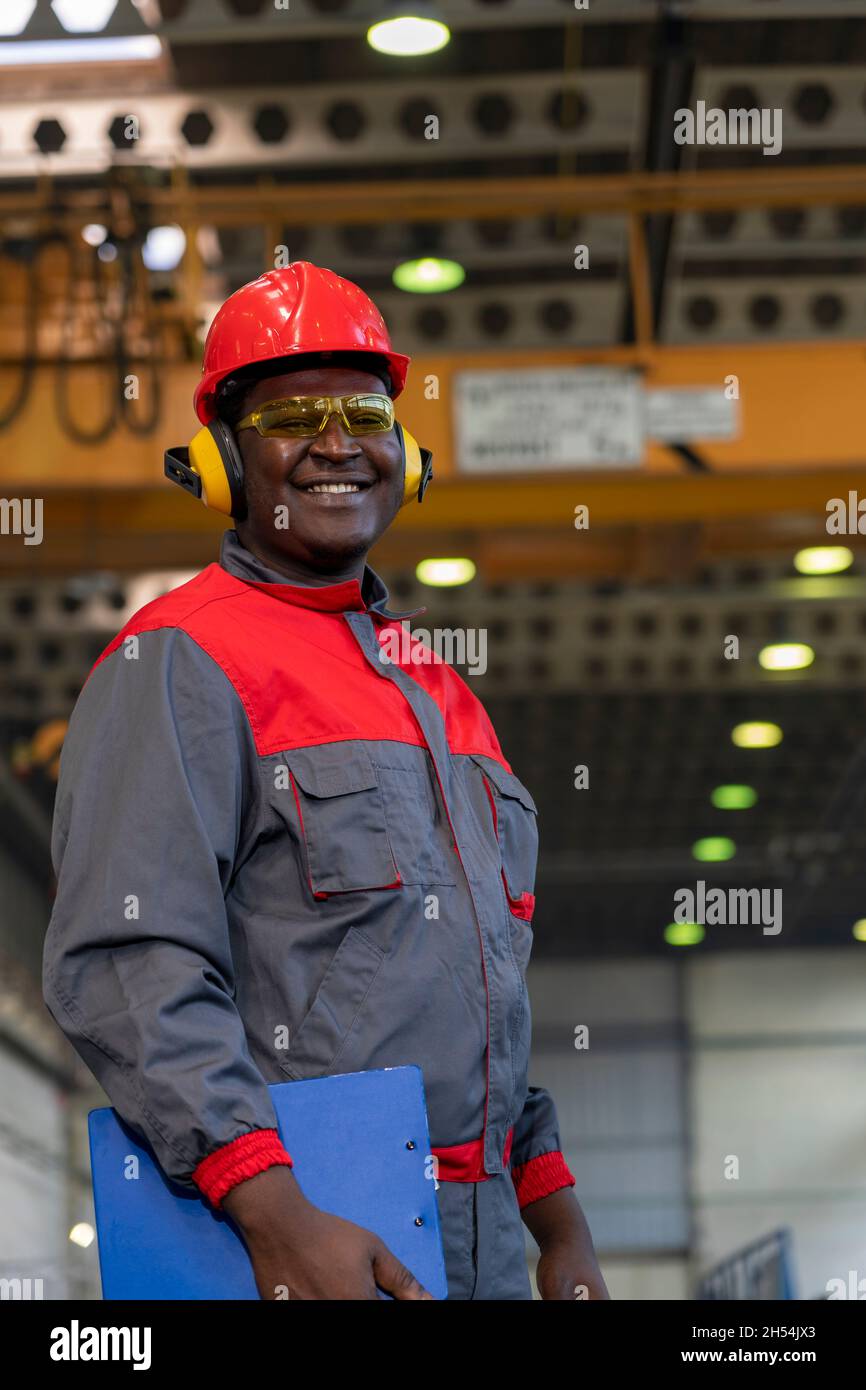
[
  {"x1": 187, "y1": 420, "x2": 246, "y2": 518},
  {"x1": 396, "y1": 421, "x2": 434, "y2": 507}
]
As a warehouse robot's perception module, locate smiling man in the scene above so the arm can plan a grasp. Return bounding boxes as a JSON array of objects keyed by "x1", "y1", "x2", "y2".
[{"x1": 43, "y1": 262, "x2": 607, "y2": 1301}]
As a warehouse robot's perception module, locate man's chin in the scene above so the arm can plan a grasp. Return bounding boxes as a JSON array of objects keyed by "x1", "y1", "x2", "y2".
[{"x1": 277, "y1": 530, "x2": 374, "y2": 574}]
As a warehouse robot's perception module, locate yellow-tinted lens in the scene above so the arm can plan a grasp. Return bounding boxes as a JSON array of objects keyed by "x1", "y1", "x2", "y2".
[
  {"x1": 256, "y1": 399, "x2": 327, "y2": 436},
  {"x1": 342, "y1": 394, "x2": 394, "y2": 434}
]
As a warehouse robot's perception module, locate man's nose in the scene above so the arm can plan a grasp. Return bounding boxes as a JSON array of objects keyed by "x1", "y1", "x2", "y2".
[{"x1": 309, "y1": 411, "x2": 361, "y2": 457}]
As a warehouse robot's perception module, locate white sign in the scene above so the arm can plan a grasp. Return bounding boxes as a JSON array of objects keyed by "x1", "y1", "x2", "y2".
[
  {"x1": 644, "y1": 388, "x2": 739, "y2": 442},
  {"x1": 454, "y1": 367, "x2": 644, "y2": 474}
]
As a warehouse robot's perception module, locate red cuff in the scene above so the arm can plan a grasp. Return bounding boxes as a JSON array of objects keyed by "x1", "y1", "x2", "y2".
[
  {"x1": 192, "y1": 1128, "x2": 293, "y2": 1210},
  {"x1": 510, "y1": 1149, "x2": 575, "y2": 1210}
]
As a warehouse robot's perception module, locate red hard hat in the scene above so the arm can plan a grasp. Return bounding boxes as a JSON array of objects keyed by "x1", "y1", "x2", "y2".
[{"x1": 194, "y1": 261, "x2": 411, "y2": 425}]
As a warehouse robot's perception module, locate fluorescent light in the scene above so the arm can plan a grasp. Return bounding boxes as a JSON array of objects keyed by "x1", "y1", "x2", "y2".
[
  {"x1": 794, "y1": 546, "x2": 853, "y2": 576},
  {"x1": 692, "y1": 836, "x2": 736, "y2": 863},
  {"x1": 393, "y1": 257, "x2": 465, "y2": 294},
  {"x1": 416, "y1": 557, "x2": 476, "y2": 587},
  {"x1": 0, "y1": 1, "x2": 36, "y2": 37},
  {"x1": 0, "y1": 34, "x2": 160, "y2": 64},
  {"x1": 731, "y1": 721, "x2": 783, "y2": 749},
  {"x1": 368, "y1": 17, "x2": 450, "y2": 57},
  {"x1": 664, "y1": 922, "x2": 705, "y2": 947},
  {"x1": 758, "y1": 642, "x2": 815, "y2": 672},
  {"x1": 711, "y1": 784, "x2": 757, "y2": 810},
  {"x1": 142, "y1": 224, "x2": 186, "y2": 271},
  {"x1": 52, "y1": 0, "x2": 118, "y2": 32}
]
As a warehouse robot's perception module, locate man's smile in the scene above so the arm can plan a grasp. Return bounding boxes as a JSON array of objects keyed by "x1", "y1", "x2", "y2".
[{"x1": 291, "y1": 469, "x2": 378, "y2": 502}]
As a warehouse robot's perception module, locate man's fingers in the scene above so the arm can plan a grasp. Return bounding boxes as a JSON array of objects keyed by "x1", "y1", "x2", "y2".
[{"x1": 371, "y1": 1244, "x2": 434, "y2": 1300}]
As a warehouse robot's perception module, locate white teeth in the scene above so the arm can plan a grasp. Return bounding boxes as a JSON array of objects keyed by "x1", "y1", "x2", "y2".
[{"x1": 306, "y1": 483, "x2": 361, "y2": 494}]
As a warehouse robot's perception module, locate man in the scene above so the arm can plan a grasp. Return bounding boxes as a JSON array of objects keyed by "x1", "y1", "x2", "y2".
[{"x1": 43, "y1": 262, "x2": 607, "y2": 1301}]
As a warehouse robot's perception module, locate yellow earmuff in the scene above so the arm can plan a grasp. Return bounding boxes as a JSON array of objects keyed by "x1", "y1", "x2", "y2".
[
  {"x1": 399, "y1": 423, "x2": 434, "y2": 507},
  {"x1": 165, "y1": 418, "x2": 433, "y2": 518},
  {"x1": 164, "y1": 419, "x2": 244, "y2": 518},
  {"x1": 187, "y1": 424, "x2": 237, "y2": 515}
]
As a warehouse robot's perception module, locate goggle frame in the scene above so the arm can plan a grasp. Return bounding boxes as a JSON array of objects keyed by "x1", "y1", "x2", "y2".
[{"x1": 235, "y1": 393, "x2": 395, "y2": 439}]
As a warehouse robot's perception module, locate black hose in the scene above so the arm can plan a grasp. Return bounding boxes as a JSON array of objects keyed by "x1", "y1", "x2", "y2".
[
  {"x1": 0, "y1": 239, "x2": 40, "y2": 431},
  {"x1": 117, "y1": 238, "x2": 162, "y2": 437},
  {"x1": 54, "y1": 239, "x2": 120, "y2": 447}
]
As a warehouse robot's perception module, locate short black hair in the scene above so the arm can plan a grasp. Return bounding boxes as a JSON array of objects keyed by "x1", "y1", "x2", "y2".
[{"x1": 215, "y1": 351, "x2": 393, "y2": 429}]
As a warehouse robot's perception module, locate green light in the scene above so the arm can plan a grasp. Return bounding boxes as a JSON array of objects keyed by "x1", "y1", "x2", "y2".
[
  {"x1": 393, "y1": 257, "x2": 465, "y2": 294},
  {"x1": 416, "y1": 556, "x2": 476, "y2": 587},
  {"x1": 794, "y1": 546, "x2": 853, "y2": 576},
  {"x1": 665, "y1": 921, "x2": 705, "y2": 947},
  {"x1": 711, "y1": 784, "x2": 757, "y2": 810},
  {"x1": 692, "y1": 836, "x2": 736, "y2": 863},
  {"x1": 731, "y1": 721, "x2": 783, "y2": 749},
  {"x1": 853, "y1": 919, "x2": 866, "y2": 943},
  {"x1": 758, "y1": 642, "x2": 815, "y2": 672},
  {"x1": 367, "y1": 16, "x2": 451, "y2": 56}
]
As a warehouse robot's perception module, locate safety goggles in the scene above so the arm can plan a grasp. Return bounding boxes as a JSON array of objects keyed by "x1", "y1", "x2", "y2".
[{"x1": 235, "y1": 393, "x2": 395, "y2": 439}]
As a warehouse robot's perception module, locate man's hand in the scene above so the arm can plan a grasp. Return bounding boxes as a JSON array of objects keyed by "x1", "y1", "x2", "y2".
[
  {"x1": 222, "y1": 1165, "x2": 435, "y2": 1300},
  {"x1": 521, "y1": 1186, "x2": 610, "y2": 1301}
]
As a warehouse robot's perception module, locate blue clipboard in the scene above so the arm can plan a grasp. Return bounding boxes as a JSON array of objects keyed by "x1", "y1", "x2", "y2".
[{"x1": 88, "y1": 1065, "x2": 448, "y2": 1300}]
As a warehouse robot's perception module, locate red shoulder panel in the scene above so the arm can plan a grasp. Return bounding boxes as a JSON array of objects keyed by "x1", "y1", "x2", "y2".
[{"x1": 89, "y1": 564, "x2": 508, "y2": 768}]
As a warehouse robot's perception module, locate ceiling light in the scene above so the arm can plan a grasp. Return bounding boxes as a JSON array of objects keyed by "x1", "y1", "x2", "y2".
[
  {"x1": 0, "y1": 1, "x2": 36, "y2": 36},
  {"x1": 142, "y1": 224, "x2": 186, "y2": 271},
  {"x1": 711, "y1": 784, "x2": 757, "y2": 810},
  {"x1": 0, "y1": 34, "x2": 160, "y2": 63},
  {"x1": 52, "y1": 0, "x2": 118, "y2": 32},
  {"x1": 416, "y1": 558, "x2": 476, "y2": 587},
  {"x1": 794, "y1": 546, "x2": 853, "y2": 576},
  {"x1": 758, "y1": 642, "x2": 815, "y2": 672},
  {"x1": 368, "y1": 15, "x2": 450, "y2": 57},
  {"x1": 731, "y1": 721, "x2": 783, "y2": 749},
  {"x1": 664, "y1": 922, "x2": 705, "y2": 947},
  {"x1": 81, "y1": 223, "x2": 107, "y2": 247},
  {"x1": 69, "y1": 1222, "x2": 95, "y2": 1248},
  {"x1": 692, "y1": 837, "x2": 736, "y2": 863},
  {"x1": 393, "y1": 258, "x2": 465, "y2": 294}
]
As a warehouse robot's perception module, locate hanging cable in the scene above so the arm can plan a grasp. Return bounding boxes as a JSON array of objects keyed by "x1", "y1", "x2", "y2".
[
  {"x1": 0, "y1": 238, "x2": 40, "y2": 431},
  {"x1": 54, "y1": 236, "x2": 120, "y2": 447},
  {"x1": 116, "y1": 236, "x2": 162, "y2": 436}
]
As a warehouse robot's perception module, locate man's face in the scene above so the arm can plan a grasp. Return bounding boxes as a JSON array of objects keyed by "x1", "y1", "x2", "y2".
[{"x1": 233, "y1": 365, "x2": 404, "y2": 576}]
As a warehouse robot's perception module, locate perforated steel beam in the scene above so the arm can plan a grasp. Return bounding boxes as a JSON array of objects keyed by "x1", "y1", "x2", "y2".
[{"x1": 0, "y1": 71, "x2": 643, "y2": 177}]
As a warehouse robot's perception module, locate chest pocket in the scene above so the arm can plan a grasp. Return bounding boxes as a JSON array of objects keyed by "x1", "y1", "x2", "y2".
[
  {"x1": 283, "y1": 746, "x2": 399, "y2": 897},
  {"x1": 470, "y1": 754, "x2": 539, "y2": 922},
  {"x1": 376, "y1": 760, "x2": 458, "y2": 887}
]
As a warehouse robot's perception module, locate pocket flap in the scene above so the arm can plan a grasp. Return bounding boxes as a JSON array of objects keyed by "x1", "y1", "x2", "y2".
[
  {"x1": 470, "y1": 754, "x2": 538, "y2": 815},
  {"x1": 284, "y1": 747, "x2": 380, "y2": 799}
]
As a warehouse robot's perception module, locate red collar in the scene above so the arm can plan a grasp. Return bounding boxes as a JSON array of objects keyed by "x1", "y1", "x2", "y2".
[
  {"x1": 218, "y1": 528, "x2": 423, "y2": 619},
  {"x1": 243, "y1": 576, "x2": 368, "y2": 614}
]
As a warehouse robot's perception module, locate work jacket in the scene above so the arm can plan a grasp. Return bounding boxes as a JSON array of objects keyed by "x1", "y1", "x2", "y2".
[{"x1": 43, "y1": 529, "x2": 574, "y2": 1213}]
